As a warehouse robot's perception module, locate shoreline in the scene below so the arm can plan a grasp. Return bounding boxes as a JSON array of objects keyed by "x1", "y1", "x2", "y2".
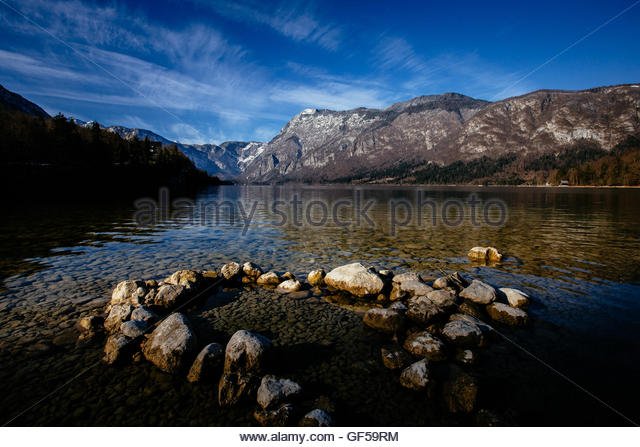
[{"x1": 81, "y1": 256, "x2": 534, "y2": 427}]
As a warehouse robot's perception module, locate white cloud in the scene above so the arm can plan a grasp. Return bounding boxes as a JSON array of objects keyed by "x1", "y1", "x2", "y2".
[{"x1": 201, "y1": 0, "x2": 342, "y2": 50}]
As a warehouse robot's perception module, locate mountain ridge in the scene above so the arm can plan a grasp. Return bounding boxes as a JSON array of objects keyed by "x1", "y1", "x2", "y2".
[{"x1": 2, "y1": 82, "x2": 639, "y2": 184}]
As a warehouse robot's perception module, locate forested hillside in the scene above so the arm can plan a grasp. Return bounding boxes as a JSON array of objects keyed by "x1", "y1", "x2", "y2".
[{"x1": 0, "y1": 111, "x2": 224, "y2": 196}]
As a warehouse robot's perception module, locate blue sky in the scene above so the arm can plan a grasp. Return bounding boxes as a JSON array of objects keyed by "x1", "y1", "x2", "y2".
[{"x1": 0, "y1": 0, "x2": 639, "y2": 144}]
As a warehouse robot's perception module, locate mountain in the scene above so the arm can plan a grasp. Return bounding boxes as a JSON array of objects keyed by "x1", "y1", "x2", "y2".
[
  {"x1": 242, "y1": 93, "x2": 489, "y2": 182},
  {"x1": 67, "y1": 119, "x2": 263, "y2": 179},
  {"x1": 432, "y1": 84, "x2": 640, "y2": 164},
  {"x1": 0, "y1": 85, "x2": 49, "y2": 118},
  {"x1": 241, "y1": 85, "x2": 640, "y2": 182}
]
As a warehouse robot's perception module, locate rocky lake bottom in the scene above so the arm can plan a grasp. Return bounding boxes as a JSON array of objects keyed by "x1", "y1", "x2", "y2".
[{"x1": 1, "y1": 185, "x2": 639, "y2": 426}]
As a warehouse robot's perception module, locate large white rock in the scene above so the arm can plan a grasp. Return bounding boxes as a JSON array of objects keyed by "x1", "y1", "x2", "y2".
[
  {"x1": 142, "y1": 313, "x2": 197, "y2": 373},
  {"x1": 324, "y1": 263, "x2": 384, "y2": 298},
  {"x1": 218, "y1": 330, "x2": 272, "y2": 407}
]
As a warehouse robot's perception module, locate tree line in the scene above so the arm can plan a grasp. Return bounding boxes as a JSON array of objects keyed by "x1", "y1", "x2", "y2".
[{"x1": 0, "y1": 110, "x2": 224, "y2": 196}]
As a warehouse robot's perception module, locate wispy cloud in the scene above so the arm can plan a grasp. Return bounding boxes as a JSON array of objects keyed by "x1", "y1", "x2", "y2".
[
  {"x1": 201, "y1": 0, "x2": 342, "y2": 50},
  {"x1": 374, "y1": 36, "x2": 429, "y2": 73}
]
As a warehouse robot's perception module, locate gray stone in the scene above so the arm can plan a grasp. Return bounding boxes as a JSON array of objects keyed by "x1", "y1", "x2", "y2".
[
  {"x1": 432, "y1": 272, "x2": 468, "y2": 290},
  {"x1": 403, "y1": 331, "x2": 446, "y2": 361},
  {"x1": 151, "y1": 284, "x2": 189, "y2": 309},
  {"x1": 398, "y1": 279, "x2": 434, "y2": 297},
  {"x1": 499, "y1": 288, "x2": 530, "y2": 308},
  {"x1": 254, "y1": 404, "x2": 295, "y2": 427},
  {"x1": 110, "y1": 280, "x2": 146, "y2": 307},
  {"x1": 131, "y1": 306, "x2": 158, "y2": 324},
  {"x1": 142, "y1": 313, "x2": 197, "y2": 373},
  {"x1": 460, "y1": 280, "x2": 497, "y2": 305},
  {"x1": 389, "y1": 301, "x2": 408, "y2": 313},
  {"x1": 456, "y1": 349, "x2": 476, "y2": 365},
  {"x1": 300, "y1": 409, "x2": 334, "y2": 427},
  {"x1": 257, "y1": 375, "x2": 303, "y2": 410},
  {"x1": 392, "y1": 272, "x2": 421, "y2": 284},
  {"x1": 426, "y1": 289, "x2": 458, "y2": 310},
  {"x1": 76, "y1": 315, "x2": 103, "y2": 341},
  {"x1": 104, "y1": 304, "x2": 133, "y2": 333},
  {"x1": 406, "y1": 295, "x2": 447, "y2": 325},
  {"x1": 443, "y1": 367, "x2": 478, "y2": 413},
  {"x1": 399, "y1": 359, "x2": 431, "y2": 391},
  {"x1": 324, "y1": 262, "x2": 384, "y2": 298},
  {"x1": 120, "y1": 319, "x2": 148, "y2": 338},
  {"x1": 103, "y1": 334, "x2": 131, "y2": 365},
  {"x1": 486, "y1": 303, "x2": 529, "y2": 326},
  {"x1": 362, "y1": 308, "x2": 404, "y2": 333},
  {"x1": 218, "y1": 330, "x2": 272, "y2": 407},
  {"x1": 441, "y1": 319, "x2": 483, "y2": 347},
  {"x1": 381, "y1": 345, "x2": 411, "y2": 370},
  {"x1": 187, "y1": 342, "x2": 225, "y2": 383}
]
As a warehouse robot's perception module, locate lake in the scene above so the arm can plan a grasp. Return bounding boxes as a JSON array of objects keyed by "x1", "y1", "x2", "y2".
[{"x1": 1, "y1": 185, "x2": 639, "y2": 426}]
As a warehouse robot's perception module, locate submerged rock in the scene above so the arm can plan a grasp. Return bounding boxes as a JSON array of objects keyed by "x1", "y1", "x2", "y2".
[
  {"x1": 187, "y1": 342, "x2": 225, "y2": 383},
  {"x1": 300, "y1": 409, "x2": 334, "y2": 427},
  {"x1": 257, "y1": 375, "x2": 303, "y2": 410},
  {"x1": 455, "y1": 349, "x2": 476, "y2": 365},
  {"x1": 221, "y1": 262, "x2": 242, "y2": 281},
  {"x1": 403, "y1": 331, "x2": 446, "y2": 361},
  {"x1": 468, "y1": 246, "x2": 502, "y2": 263},
  {"x1": 103, "y1": 334, "x2": 131, "y2": 365},
  {"x1": 324, "y1": 262, "x2": 384, "y2": 298},
  {"x1": 257, "y1": 271, "x2": 280, "y2": 286},
  {"x1": 276, "y1": 279, "x2": 302, "y2": 293},
  {"x1": 381, "y1": 345, "x2": 412, "y2": 370},
  {"x1": 362, "y1": 308, "x2": 404, "y2": 334},
  {"x1": 499, "y1": 288, "x2": 530, "y2": 308},
  {"x1": 76, "y1": 315, "x2": 103, "y2": 342},
  {"x1": 399, "y1": 359, "x2": 431, "y2": 391},
  {"x1": 443, "y1": 367, "x2": 478, "y2": 413},
  {"x1": 307, "y1": 269, "x2": 326, "y2": 287},
  {"x1": 460, "y1": 280, "x2": 497, "y2": 305},
  {"x1": 486, "y1": 303, "x2": 529, "y2": 326},
  {"x1": 254, "y1": 403, "x2": 295, "y2": 427},
  {"x1": 218, "y1": 330, "x2": 272, "y2": 407},
  {"x1": 142, "y1": 313, "x2": 197, "y2": 374}
]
